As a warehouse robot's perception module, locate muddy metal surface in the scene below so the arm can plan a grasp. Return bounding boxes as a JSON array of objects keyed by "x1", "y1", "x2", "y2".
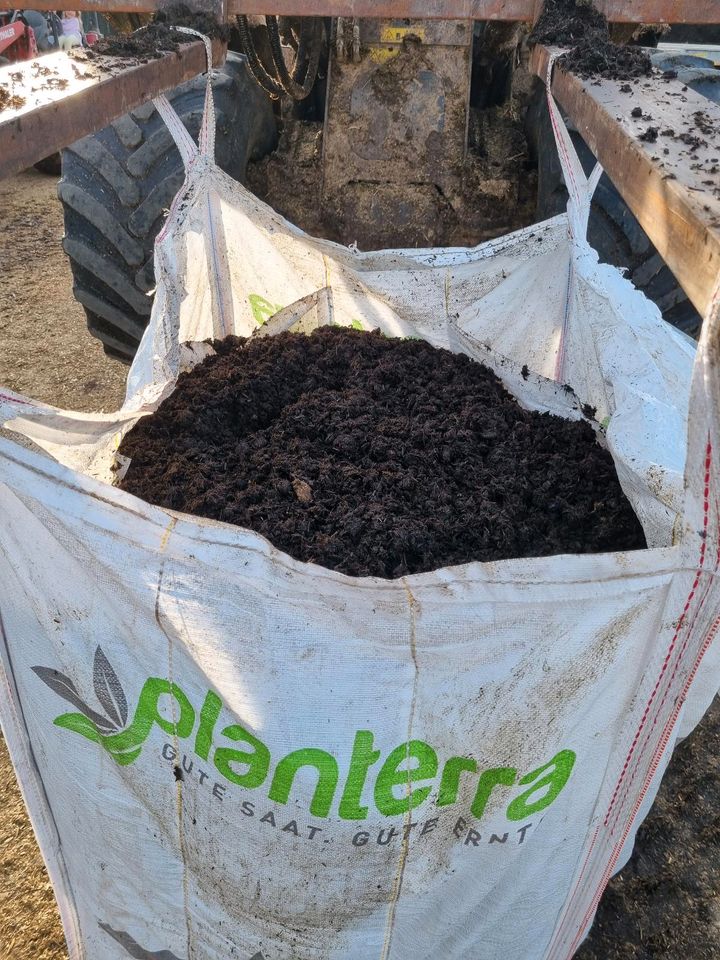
[
  {"x1": 247, "y1": 65, "x2": 537, "y2": 250},
  {"x1": 0, "y1": 170, "x2": 719, "y2": 959}
]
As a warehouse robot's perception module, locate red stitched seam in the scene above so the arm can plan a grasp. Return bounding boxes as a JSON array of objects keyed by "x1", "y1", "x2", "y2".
[
  {"x1": 604, "y1": 448, "x2": 715, "y2": 828},
  {"x1": 547, "y1": 90, "x2": 581, "y2": 205},
  {"x1": 564, "y1": 607, "x2": 720, "y2": 960},
  {"x1": 602, "y1": 439, "x2": 712, "y2": 824},
  {"x1": 562, "y1": 466, "x2": 717, "y2": 957},
  {"x1": 0, "y1": 392, "x2": 30, "y2": 406},
  {"x1": 553, "y1": 437, "x2": 714, "y2": 959},
  {"x1": 606, "y1": 550, "x2": 717, "y2": 835}
]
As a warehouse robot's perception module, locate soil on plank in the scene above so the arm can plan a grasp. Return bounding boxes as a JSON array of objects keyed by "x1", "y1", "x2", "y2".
[
  {"x1": 117, "y1": 328, "x2": 646, "y2": 578},
  {"x1": 86, "y1": 3, "x2": 228, "y2": 61},
  {"x1": 0, "y1": 88, "x2": 25, "y2": 110},
  {"x1": 531, "y1": 0, "x2": 651, "y2": 80}
]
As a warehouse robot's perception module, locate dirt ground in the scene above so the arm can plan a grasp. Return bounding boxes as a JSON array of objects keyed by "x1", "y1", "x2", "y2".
[
  {"x1": 0, "y1": 170, "x2": 126, "y2": 412},
  {"x1": 0, "y1": 169, "x2": 125, "y2": 960},
  {"x1": 0, "y1": 169, "x2": 719, "y2": 960}
]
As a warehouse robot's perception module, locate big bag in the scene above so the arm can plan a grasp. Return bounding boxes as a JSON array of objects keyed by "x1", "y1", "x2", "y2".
[{"x1": 0, "y1": 38, "x2": 718, "y2": 960}]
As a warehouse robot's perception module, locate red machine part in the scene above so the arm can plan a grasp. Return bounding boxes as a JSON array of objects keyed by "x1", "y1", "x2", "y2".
[{"x1": 0, "y1": 16, "x2": 38, "y2": 62}]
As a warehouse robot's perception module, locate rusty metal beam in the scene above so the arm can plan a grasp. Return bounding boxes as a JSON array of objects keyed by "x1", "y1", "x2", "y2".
[
  {"x1": 596, "y1": 0, "x2": 717, "y2": 24},
  {"x1": 0, "y1": 40, "x2": 224, "y2": 180},
  {"x1": 531, "y1": 42, "x2": 720, "y2": 320},
  {"x1": 10, "y1": 0, "x2": 720, "y2": 21},
  {"x1": 227, "y1": 0, "x2": 717, "y2": 21}
]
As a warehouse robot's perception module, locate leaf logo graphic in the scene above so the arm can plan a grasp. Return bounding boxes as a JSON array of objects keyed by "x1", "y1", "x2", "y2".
[
  {"x1": 99, "y1": 922, "x2": 184, "y2": 959},
  {"x1": 93, "y1": 647, "x2": 128, "y2": 728},
  {"x1": 32, "y1": 653, "x2": 122, "y2": 734},
  {"x1": 98, "y1": 922, "x2": 265, "y2": 960},
  {"x1": 32, "y1": 647, "x2": 143, "y2": 764}
]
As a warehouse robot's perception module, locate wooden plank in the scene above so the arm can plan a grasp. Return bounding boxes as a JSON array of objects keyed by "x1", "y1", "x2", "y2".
[
  {"x1": 0, "y1": 40, "x2": 224, "y2": 180},
  {"x1": 13, "y1": 0, "x2": 720, "y2": 22},
  {"x1": 531, "y1": 42, "x2": 720, "y2": 319}
]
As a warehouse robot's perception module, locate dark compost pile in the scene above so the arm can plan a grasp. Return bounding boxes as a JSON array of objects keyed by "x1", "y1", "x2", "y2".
[
  {"x1": 531, "y1": 0, "x2": 652, "y2": 80},
  {"x1": 90, "y1": 3, "x2": 228, "y2": 60},
  {"x1": 117, "y1": 328, "x2": 646, "y2": 578}
]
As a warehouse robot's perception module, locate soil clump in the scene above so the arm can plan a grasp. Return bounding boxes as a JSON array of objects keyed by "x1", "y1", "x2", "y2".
[
  {"x1": 531, "y1": 0, "x2": 651, "y2": 80},
  {"x1": 90, "y1": 3, "x2": 228, "y2": 60},
  {"x1": 117, "y1": 328, "x2": 646, "y2": 578},
  {"x1": 0, "y1": 88, "x2": 25, "y2": 110}
]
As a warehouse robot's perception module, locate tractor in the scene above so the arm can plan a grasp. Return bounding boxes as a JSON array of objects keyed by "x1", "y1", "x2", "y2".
[
  {"x1": 0, "y1": 10, "x2": 42, "y2": 63},
  {"x1": 56, "y1": 11, "x2": 720, "y2": 360},
  {"x1": 0, "y1": 7, "x2": 103, "y2": 61}
]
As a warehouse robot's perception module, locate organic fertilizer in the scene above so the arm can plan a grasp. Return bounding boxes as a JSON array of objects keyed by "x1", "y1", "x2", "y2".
[
  {"x1": 117, "y1": 328, "x2": 646, "y2": 577},
  {"x1": 531, "y1": 0, "x2": 651, "y2": 81},
  {"x1": 88, "y1": 3, "x2": 228, "y2": 61}
]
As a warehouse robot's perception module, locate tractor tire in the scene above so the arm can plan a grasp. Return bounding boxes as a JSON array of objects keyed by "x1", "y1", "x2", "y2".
[{"x1": 59, "y1": 53, "x2": 277, "y2": 361}]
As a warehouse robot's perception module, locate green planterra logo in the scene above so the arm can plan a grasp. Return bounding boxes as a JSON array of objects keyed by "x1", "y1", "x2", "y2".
[{"x1": 34, "y1": 647, "x2": 576, "y2": 824}]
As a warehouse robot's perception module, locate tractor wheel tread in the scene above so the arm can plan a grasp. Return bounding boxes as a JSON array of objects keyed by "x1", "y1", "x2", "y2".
[
  {"x1": 58, "y1": 181, "x2": 145, "y2": 267},
  {"x1": 130, "y1": 101, "x2": 156, "y2": 122},
  {"x1": 64, "y1": 138, "x2": 140, "y2": 207},
  {"x1": 63, "y1": 238, "x2": 153, "y2": 315},
  {"x1": 631, "y1": 252, "x2": 665, "y2": 288},
  {"x1": 135, "y1": 256, "x2": 157, "y2": 295},
  {"x1": 73, "y1": 288, "x2": 147, "y2": 340},
  {"x1": 124, "y1": 121, "x2": 189, "y2": 179},
  {"x1": 127, "y1": 171, "x2": 186, "y2": 238},
  {"x1": 111, "y1": 114, "x2": 143, "y2": 150},
  {"x1": 82, "y1": 306, "x2": 139, "y2": 359},
  {"x1": 59, "y1": 52, "x2": 277, "y2": 359}
]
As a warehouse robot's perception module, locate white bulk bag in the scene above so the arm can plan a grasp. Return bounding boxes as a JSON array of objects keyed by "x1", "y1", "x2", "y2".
[{"x1": 0, "y1": 39, "x2": 718, "y2": 960}]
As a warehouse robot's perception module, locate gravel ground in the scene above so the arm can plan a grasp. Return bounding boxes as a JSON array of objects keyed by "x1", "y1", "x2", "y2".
[
  {"x1": 0, "y1": 169, "x2": 126, "y2": 412},
  {"x1": 0, "y1": 169, "x2": 124, "y2": 960},
  {"x1": 0, "y1": 168, "x2": 718, "y2": 960}
]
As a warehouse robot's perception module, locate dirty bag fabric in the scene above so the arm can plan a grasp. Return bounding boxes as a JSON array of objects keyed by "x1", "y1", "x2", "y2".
[{"x1": 0, "y1": 44, "x2": 718, "y2": 960}]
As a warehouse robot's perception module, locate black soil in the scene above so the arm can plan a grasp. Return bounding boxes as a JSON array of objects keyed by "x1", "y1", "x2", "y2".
[
  {"x1": 531, "y1": 0, "x2": 607, "y2": 47},
  {"x1": 0, "y1": 89, "x2": 24, "y2": 111},
  {"x1": 117, "y1": 329, "x2": 645, "y2": 578},
  {"x1": 531, "y1": 0, "x2": 651, "y2": 80},
  {"x1": 91, "y1": 3, "x2": 228, "y2": 60}
]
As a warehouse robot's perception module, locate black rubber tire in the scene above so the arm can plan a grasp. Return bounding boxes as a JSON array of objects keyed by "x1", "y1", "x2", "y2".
[{"x1": 59, "y1": 53, "x2": 277, "y2": 361}]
